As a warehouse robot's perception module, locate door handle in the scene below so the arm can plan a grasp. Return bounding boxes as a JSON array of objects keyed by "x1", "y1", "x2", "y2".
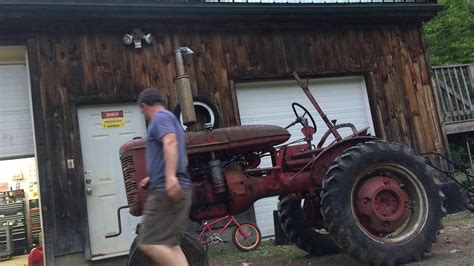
[
  {"x1": 85, "y1": 178, "x2": 92, "y2": 184},
  {"x1": 86, "y1": 188, "x2": 93, "y2": 195}
]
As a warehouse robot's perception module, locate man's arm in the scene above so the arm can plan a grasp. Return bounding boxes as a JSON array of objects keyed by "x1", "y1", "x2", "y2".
[
  {"x1": 162, "y1": 132, "x2": 182, "y2": 201},
  {"x1": 154, "y1": 112, "x2": 183, "y2": 201},
  {"x1": 162, "y1": 133, "x2": 179, "y2": 181}
]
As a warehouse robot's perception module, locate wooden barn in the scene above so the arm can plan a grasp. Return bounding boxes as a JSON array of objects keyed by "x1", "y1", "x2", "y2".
[{"x1": 0, "y1": 0, "x2": 446, "y2": 264}]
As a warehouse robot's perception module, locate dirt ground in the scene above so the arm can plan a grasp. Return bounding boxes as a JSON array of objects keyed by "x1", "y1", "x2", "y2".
[{"x1": 209, "y1": 211, "x2": 474, "y2": 266}]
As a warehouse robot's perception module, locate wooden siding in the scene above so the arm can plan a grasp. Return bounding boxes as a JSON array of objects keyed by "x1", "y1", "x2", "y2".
[{"x1": 24, "y1": 22, "x2": 446, "y2": 259}]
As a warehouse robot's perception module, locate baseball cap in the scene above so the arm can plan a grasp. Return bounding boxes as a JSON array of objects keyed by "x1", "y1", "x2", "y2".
[{"x1": 137, "y1": 88, "x2": 165, "y2": 106}]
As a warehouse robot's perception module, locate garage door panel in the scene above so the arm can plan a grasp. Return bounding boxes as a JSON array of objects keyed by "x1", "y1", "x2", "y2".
[
  {"x1": 1, "y1": 138, "x2": 34, "y2": 148},
  {"x1": 253, "y1": 196, "x2": 278, "y2": 237},
  {"x1": 0, "y1": 100, "x2": 30, "y2": 109},
  {"x1": 0, "y1": 144, "x2": 34, "y2": 158},
  {"x1": 1, "y1": 93, "x2": 26, "y2": 100},
  {"x1": 0, "y1": 64, "x2": 34, "y2": 159},
  {"x1": 0, "y1": 117, "x2": 33, "y2": 129},
  {"x1": 236, "y1": 76, "x2": 374, "y2": 237},
  {"x1": 0, "y1": 128, "x2": 33, "y2": 138}
]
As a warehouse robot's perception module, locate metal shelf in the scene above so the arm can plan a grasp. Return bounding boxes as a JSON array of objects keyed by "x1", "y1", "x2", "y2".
[{"x1": 0, "y1": 190, "x2": 28, "y2": 256}]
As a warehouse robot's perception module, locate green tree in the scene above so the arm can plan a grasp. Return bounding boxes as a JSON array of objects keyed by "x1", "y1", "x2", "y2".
[{"x1": 424, "y1": 0, "x2": 474, "y2": 66}]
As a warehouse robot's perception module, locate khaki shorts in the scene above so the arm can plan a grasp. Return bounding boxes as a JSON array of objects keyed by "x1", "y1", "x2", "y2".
[{"x1": 137, "y1": 188, "x2": 192, "y2": 246}]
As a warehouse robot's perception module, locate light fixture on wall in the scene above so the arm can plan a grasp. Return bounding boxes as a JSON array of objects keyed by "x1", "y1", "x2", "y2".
[{"x1": 123, "y1": 29, "x2": 153, "y2": 49}]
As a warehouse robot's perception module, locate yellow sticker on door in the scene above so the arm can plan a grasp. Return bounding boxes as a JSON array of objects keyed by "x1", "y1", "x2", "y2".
[{"x1": 101, "y1": 110, "x2": 125, "y2": 128}]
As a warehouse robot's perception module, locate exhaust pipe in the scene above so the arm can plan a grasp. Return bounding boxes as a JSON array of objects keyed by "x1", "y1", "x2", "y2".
[{"x1": 175, "y1": 47, "x2": 197, "y2": 130}]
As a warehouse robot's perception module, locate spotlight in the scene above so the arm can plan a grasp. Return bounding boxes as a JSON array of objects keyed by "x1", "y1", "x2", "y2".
[
  {"x1": 123, "y1": 29, "x2": 153, "y2": 49},
  {"x1": 123, "y1": 34, "x2": 133, "y2": 46},
  {"x1": 143, "y1": 34, "x2": 153, "y2": 45}
]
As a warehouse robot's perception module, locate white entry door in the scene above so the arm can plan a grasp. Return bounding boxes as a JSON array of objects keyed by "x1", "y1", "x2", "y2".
[
  {"x1": 78, "y1": 104, "x2": 147, "y2": 260},
  {"x1": 236, "y1": 76, "x2": 374, "y2": 237}
]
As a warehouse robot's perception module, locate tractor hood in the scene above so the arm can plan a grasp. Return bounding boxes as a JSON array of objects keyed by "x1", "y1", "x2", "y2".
[{"x1": 120, "y1": 125, "x2": 290, "y2": 156}]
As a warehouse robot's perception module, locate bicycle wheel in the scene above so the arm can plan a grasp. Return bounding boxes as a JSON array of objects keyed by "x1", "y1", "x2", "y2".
[{"x1": 232, "y1": 223, "x2": 261, "y2": 252}]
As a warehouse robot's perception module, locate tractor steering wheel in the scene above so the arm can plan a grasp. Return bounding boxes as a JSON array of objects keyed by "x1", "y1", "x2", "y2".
[{"x1": 292, "y1": 102, "x2": 317, "y2": 132}]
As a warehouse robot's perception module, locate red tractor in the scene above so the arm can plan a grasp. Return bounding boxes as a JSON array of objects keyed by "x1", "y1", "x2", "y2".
[{"x1": 119, "y1": 73, "x2": 445, "y2": 265}]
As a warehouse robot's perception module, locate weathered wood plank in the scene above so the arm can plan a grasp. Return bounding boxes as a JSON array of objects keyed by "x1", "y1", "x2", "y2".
[
  {"x1": 26, "y1": 36, "x2": 56, "y2": 265},
  {"x1": 445, "y1": 120, "x2": 474, "y2": 135}
]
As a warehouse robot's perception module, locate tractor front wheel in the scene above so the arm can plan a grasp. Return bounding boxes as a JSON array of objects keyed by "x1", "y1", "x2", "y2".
[
  {"x1": 321, "y1": 141, "x2": 446, "y2": 265},
  {"x1": 278, "y1": 196, "x2": 339, "y2": 256}
]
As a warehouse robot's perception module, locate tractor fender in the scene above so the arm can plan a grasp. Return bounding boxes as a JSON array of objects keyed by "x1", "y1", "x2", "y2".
[{"x1": 311, "y1": 136, "x2": 378, "y2": 185}]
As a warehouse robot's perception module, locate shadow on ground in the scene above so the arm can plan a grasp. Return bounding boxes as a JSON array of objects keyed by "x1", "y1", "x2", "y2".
[{"x1": 209, "y1": 211, "x2": 474, "y2": 266}]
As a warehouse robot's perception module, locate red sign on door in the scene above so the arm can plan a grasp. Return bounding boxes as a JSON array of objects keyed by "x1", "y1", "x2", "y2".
[
  {"x1": 101, "y1": 111, "x2": 124, "y2": 119},
  {"x1": 101, "y1": 110, "x2": 125, "y2": 128}
]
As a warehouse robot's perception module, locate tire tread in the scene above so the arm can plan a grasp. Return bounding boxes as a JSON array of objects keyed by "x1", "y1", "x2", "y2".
[{"x1": 277, "y1": 196, "x2": 339, "y2": 256}]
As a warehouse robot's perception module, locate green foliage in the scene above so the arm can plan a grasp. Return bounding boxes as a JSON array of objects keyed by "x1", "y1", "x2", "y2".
[
  {"x1": 424, "y1": 0, "x2": 474, "y2": 66},
  {"x1": 449, "y1": 142, "x2": 469, "y2": 167}
]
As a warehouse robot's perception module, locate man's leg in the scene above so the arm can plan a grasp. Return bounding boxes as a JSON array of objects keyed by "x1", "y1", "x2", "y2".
[
  {"x1": 171, "y1": 245, "x2": 188, "y2": 266},
  {"x1": 138, "y1": 244, "x2": 188, "y2": 266}
]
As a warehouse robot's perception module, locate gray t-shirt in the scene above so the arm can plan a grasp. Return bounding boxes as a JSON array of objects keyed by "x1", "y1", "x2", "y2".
[{"x1": 146, "y1": 109, "x2": 190, "y2": 189}]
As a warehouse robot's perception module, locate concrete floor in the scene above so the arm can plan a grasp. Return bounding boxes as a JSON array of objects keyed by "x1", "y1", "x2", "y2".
[{"x1": 0, "y1": 255, "x2": 27, "y2": 266}]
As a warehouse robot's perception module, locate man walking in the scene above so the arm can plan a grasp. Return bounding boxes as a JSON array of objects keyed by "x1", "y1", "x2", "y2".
[{"x1": 136, "y1": 88, "x2": 191, "y2": 265}]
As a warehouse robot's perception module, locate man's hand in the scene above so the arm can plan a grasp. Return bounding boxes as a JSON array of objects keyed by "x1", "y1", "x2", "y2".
[
  {"x1": 166, "y1": 176, "x2": 183, "y2": 202},
  {"x1": 140, "y1": 176, "x2": 150, "y2": 190}
]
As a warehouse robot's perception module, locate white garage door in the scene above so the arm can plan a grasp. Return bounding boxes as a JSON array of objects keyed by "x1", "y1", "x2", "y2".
[
  {"x1": 236, "y1": 76, "x2": 374, "y2": 237},
  {"x1": 0, "y1": 64, "x2": 34, "y2": 160}
]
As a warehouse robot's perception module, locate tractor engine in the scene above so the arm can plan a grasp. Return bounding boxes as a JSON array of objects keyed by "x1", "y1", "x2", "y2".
[{"x1": 119, "y1": 125, "x2": 290, "y2": 221}]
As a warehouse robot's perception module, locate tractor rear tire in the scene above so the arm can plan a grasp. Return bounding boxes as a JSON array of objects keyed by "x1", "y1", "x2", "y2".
[
  {"x1": 277, "y1": 196, "x2": 339, "y2": 256},
  {"x1": 321, "y1": 140, "x2": 446, "y2": 265},
  {"x1": 127, "y1": 233, "x2": 208, "y2": 266},
  {"x1": 463, "y1": 189, "x2": 474, "y2": 212}
]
